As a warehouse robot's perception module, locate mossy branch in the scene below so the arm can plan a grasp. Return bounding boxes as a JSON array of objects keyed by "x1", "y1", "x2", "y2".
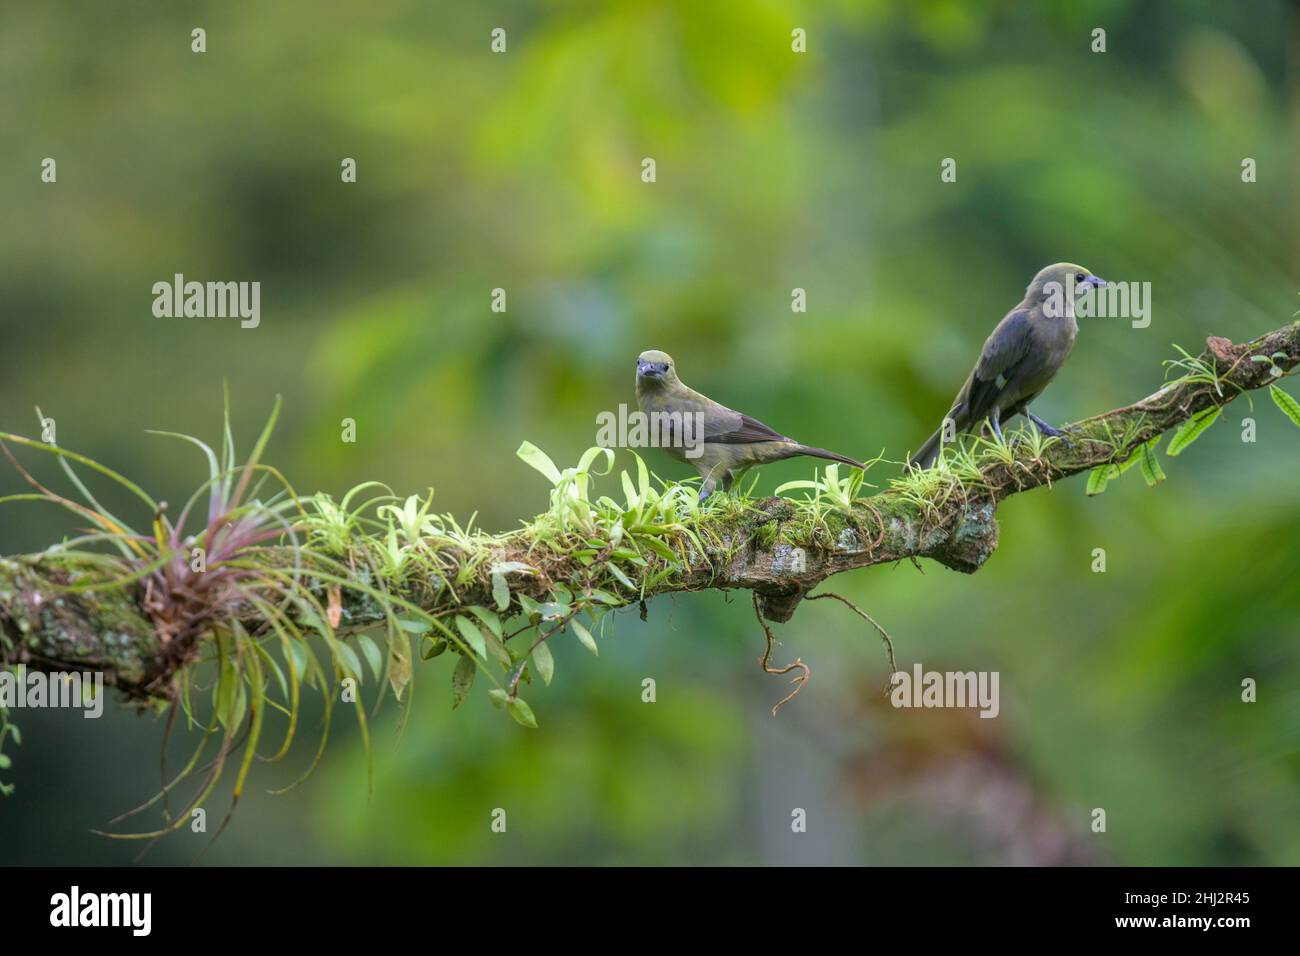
[{"x1": 2, "y1": 321, "x2": 1298, "y2": 703}]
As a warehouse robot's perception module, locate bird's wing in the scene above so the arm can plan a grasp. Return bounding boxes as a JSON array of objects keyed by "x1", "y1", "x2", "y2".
[
  {"x1": 962, "y1": 307, "x2": 1034, "y2": 422},
  {"x1": 704, "y1": 407, "x2": 792, "y2": 445}
]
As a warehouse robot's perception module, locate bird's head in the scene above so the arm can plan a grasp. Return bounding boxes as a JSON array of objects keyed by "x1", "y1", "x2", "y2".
[
  {"x1": 636, "y1": 349, "x2": 678, "y2": 388},
  {"x1": 1027, "y1": 262, "x2": 1108, "y2": 304}
]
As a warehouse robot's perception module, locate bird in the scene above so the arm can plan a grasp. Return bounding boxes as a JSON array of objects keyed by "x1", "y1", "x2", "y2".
[
  {"x1": 634, "y1": 349, "x2": 863, "y2": 500},
  {"x1": 907, "y1": 263, "x2": 1107, "y2": 470}
]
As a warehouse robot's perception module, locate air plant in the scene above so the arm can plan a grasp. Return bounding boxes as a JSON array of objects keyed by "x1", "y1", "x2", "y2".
[
  {"x1": 0, "y1": 391, "x2": 410, "y2": 848},
  {"x1": 1, "y1": 415, "x2": 905, "y2": 840}
]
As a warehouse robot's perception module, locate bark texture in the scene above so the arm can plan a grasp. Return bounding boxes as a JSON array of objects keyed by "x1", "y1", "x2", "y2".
[{"x1": 3, "y1": 322, "x2": 1297, "y2": 696}]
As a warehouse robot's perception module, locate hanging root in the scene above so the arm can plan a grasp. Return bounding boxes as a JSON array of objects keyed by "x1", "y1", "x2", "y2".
[
  {"x1": 806, "y1": 590, "x2": 900, "y2": 694},
  {"x1": 751, "y1": 592, "x2": 810, "y2": 716}
]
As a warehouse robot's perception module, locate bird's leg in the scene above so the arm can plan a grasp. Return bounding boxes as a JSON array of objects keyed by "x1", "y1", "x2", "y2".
[
  {"x1": 723, "y1": 466, "x2": 753, "y2": 496},
  {"x1": 987, "y1": 410, "x2": 1004, "y2": 444},
  {"x1": 1026, "y1": 409, "x2": 1073, "y2": 447},
  {"x1": 698, "y1": 464, "x2": 727, "y2": 501}
]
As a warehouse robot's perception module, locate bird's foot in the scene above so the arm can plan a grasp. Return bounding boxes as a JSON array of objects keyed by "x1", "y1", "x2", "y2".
[{"x1": 1027, "y1": 413, "x2": 1072, "y2": 447}]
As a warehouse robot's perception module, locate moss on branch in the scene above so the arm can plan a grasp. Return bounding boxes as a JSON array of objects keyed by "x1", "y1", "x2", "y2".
[{"x1": 3, "y1": 321, "x2": 1298, "y2": 695}]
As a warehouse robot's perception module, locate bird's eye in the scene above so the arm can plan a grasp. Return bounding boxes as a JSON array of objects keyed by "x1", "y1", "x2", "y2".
[{"x1": 1075, "y1": 273, "x2": 1085, "y2": 282}]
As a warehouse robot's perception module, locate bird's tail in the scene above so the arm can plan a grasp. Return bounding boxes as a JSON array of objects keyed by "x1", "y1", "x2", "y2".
[
  {"x1": 791, "y1": 444, "x2": 864, "y2": 469},
  {"x1": 906, "y1": 427, "x2": 945, "y2": 471}
]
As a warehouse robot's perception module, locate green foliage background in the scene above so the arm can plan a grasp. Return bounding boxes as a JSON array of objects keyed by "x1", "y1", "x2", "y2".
[{"x1": 1, "y1": 0, "x2": 1298, "y2": 864}]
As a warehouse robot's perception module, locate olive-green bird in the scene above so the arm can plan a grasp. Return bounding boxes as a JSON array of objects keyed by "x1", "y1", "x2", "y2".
[
  {"x1": 635, "y1": 349, "x2": 863, "y2": 500},
  {"x1": 908, "y1": 262, "x2": 1107, "y2": 470}
]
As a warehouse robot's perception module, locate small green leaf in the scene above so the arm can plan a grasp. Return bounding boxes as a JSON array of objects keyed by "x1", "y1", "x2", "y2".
[
  {"x1": 607, "y1": 562, "x2": 637, "y2": 591},
  {"x1": 421, "y1": 636, "x2": 448, "y2": 659},
  {"x1": 454, "y1": 615, "x2": 487, "y2": 660},
  {"x1": 517, "y1": 594, "x2": 542, "y2": 620},
  {"x1": 1139, "y1": 440, "x2": 1166, "y2": 486},
  {"x1": 491, "y1": 572, "x2": 510, "y2": 612},
  {"x1": 355, "y1": 633, "x2": 384, "y2": 681},
  {"x1": 260, "y1": 645, "x2": 288, "y2": 700},
  {"x1": 774, "y1": 479, "x2": 821, "y2": 494},
  {"x1": 571, "y1": 619, "x2": 598, "y2": 656},
  {"x1": 507, "y1": 697, "x2": 538, "y2": 729},
  {"x1": 1270, "y1": 384, "x2": 1300, "y2": 427},
  {"x1": 396, "y1": 617, "x2": 431, "y2": 635},
  {"x1": 487, "y1": 688, "x2": 510, "y2": 709},
  {"x1": 335, "y1": 642, "x2": 365, "y2": 683},
  {"x1": 451, "y1": 655, "x2": 476, "y2": 709},
  {"x1": 0, "y1": 754, "x2": 10, "y2": 770},
  {"x1": 640, "y1": 536, "x2": 678, "y2": 562},
  {"x1": 1167, "y1": 406, "x2": 1222, "y2": 456},
  {"x1": 482, "y1": 628, "x2": 513, "y2": 668},
  {"x1": 387, "y1": 632, "x2": 412, "y2": 702},
  {"x1": 229, "y1": 682, "x2": 247, "y2": 732},
  {"x1": 7, "y1": 725, "x2": 19, "y2": 746},
  {"x1": 1085, "y1": 465, "x2": 1111, "y2": 496},
  {"x1": 468, "y1": 605, "x2": 503, "y2": 640},
  {"x1": 532, "y1": 641, "x2": 554, "y2": 686},
  {"x1": 1113, "y1": 449, "x2": 1144, "y2": 475},
  {"x1": 516, "y1": 441, "x2": 563, "y2": 485},
  {"x1": 215, "y1": 649, "x2": 237, "y2": 726},
  {"x1": 285, "y1": 639, "x2": 309, "y2": 683},
  {"x1": 538, "y1": 602, "x2": 570, "y2": 620}
]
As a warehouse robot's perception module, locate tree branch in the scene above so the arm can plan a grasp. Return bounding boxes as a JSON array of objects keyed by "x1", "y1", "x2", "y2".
[{"x1": 3, "y1": 321, "x2": 1298, "y2": 698}]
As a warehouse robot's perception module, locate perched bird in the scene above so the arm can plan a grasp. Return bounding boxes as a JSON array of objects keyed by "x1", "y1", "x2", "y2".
[
  {"x1": 908, "y1": 263, "x2": 1107, "y2": 470},
  {"x1": 634, "y1": 349, "x2": 863, "y2": 499}
]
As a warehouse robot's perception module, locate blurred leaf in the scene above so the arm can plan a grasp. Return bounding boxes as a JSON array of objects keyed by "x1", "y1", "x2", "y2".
[
  {"x1": 532, "y1": 641, "x2": 554, "y2": 686},
  {"x1": 451, "y1": 655, "x2": 476, "y2": 710},
  {"x1": 571, "y1": 619, "x2": 598, "y2": 656},
  {"x1": 454, "y1": 615, "x2": 487, "y2": 661}
]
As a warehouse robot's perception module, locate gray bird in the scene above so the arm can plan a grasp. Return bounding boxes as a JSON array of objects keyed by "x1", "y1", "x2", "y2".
[
  {"x1": 635, "y1": 349, "x2": 863, "y2": 499},
  {"x1": 908, "y1": 262, "x2": 1107, "y2": 470}
]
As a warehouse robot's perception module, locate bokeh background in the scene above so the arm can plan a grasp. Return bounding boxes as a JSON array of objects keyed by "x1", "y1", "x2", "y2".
[{"x1": 2, "y1": 0, "x2": 1298, "y2": 865}]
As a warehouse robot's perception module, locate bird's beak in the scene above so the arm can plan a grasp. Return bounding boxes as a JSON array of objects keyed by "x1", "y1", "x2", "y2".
[
  {"x1": 637, "y1": 362, "x2": 662, "y2": 378},
  {"x1": 1084, "y1": 274, "x2": 1108, "y2": 288}
]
